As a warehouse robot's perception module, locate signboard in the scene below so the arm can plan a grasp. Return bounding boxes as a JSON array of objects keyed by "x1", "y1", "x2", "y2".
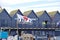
[{"x1": 0, "y1": 31, "x2": 8, "y2": 38}]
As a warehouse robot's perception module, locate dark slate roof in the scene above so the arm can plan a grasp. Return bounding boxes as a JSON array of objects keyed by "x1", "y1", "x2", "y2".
[
  {"x1": 0, "y1": 8, "x2": 11, "y2": 18},
  {"x1": 23, "y1": 10, "x2": 33, "y2": 16},
  {"x1": 36, "y1": 11, "x2": 45, "y2": 17}
]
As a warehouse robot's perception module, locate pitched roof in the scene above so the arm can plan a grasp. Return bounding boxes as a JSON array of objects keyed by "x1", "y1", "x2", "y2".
[
  {"x1": 0, "y1": 8, "x2": 8, "y2": 13},
  {"x1": 10, "y1": 9, "x2": 19, "y2": 17},
  {"x1": 23, "y1": 10, "x2": 33, "y2": 16},
  {"x1": 0, "y1": 9, "x2": 11, "y2": 18},
  {"x1": 36, "y1": 11, "x2": 45, "y2": 17},
  {"x1": 48, "y1": 11, "x2": 58, "y2": 17}
]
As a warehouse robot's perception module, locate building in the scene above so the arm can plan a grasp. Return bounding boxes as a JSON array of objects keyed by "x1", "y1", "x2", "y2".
[
  {"x1": 9, "y1": 9, "x2": 23, "y2": 36},
  {"x1": 22, "y1": 10, "x2": 39, "y2": 36},
  {"x1": 49, "y1": 11, "x2": 60, "y2": 28},
  {"x1": 0, "y1": 9, "x2": 12, "y2": 27},
  {"x1": 36, "y1": 11, "x2": 52, "y2": 28},
  {"x1": 0, "y1": 8, "x2": 60, "y2": 40},
  {"x1": 23, "y1": 10, "x2": 38, "y2": 28},
  {"x1": 49, "y1": 11, "x2": 60, "y2": 37},
  {"x1": 10, "y1": 9, "x2": 23, "y2": 28}
]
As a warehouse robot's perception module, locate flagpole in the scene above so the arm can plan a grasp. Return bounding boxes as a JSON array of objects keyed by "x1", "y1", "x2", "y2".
[{"x1": 16, "y1": 17, "x2": 19, "y2": 40}]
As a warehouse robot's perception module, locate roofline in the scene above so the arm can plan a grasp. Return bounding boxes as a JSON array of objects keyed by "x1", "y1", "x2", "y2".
[
  {"x1": 1, "y1": 8, "x2": 12, "y2": 18},
  {"x1": 27, "y1": 10, "x2": 38, "y2": 18}
]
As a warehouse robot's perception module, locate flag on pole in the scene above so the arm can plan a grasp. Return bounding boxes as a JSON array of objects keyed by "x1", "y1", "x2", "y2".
[
  {"x1": 16, "y1": 14, "x2": 36, "y2": 24},
  {"x1": 23, "y1": 16, "x2": 28, "y2": 21}
]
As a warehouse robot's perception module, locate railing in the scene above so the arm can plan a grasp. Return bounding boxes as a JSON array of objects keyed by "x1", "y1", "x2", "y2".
[{"x1": 0, "y1": 27, "x2": 60, "y2": 30}]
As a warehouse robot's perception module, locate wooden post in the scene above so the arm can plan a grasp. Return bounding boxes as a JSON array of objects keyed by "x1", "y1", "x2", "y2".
[
  {"x1": 9, "y1": 27, "x2": 11, "y2": 36},
  {"x1": 48, "y1": 34, "x2": 50, "y2": 40},
  {"x1": 1, "y1": 27, "x2": 2, "y2": 31},
  {"x1": 47, "y1": 34, "x2": 51, "y2": 40}
]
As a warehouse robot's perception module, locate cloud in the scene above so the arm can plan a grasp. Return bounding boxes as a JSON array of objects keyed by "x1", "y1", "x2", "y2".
[
  {"x1": 21, "y1": 7, "x2": 60, "y2": 12},
  {"x1": 0, "y1": 0, "x2": 40, "y2": 5},
  {"x1": 2, "y1": 7, "x2": 14, "y2": 13},
  {"x1": 2, "y1": 2, "x2": 60, "y2": 13},
  {"x1": 10, "y1": 2, "x2": 59, "y2": 10},
  {"x1": 0, "y1": 0, "x2": 60, "y2": 13},
  {"x1": 23, "y1": 2, "x2": 60, "y2": 8},
  {"x1": 2, "y1": 6, "x2": 60, "y2": 13}
]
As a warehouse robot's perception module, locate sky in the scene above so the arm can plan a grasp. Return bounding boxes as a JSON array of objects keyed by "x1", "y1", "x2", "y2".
[{"x1": 0, "y1": 0, "x2": 60, "y2": 13}]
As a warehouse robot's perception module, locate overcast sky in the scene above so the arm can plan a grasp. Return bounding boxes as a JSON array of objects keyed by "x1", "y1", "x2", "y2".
[{"x1": 0, "y1": 0, "x2": 60, "y2": 13}]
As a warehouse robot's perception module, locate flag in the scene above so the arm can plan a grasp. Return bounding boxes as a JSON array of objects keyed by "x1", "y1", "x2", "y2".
[
  {"x1": 23, "y1": 16, "x2": 28, "y2": 21},
  {"x1": 16, "y1": 14, "x2": 36, "y2": 24},
  {"x1": 16, "y1": 14, "x2": 23, "y2": 22}
]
